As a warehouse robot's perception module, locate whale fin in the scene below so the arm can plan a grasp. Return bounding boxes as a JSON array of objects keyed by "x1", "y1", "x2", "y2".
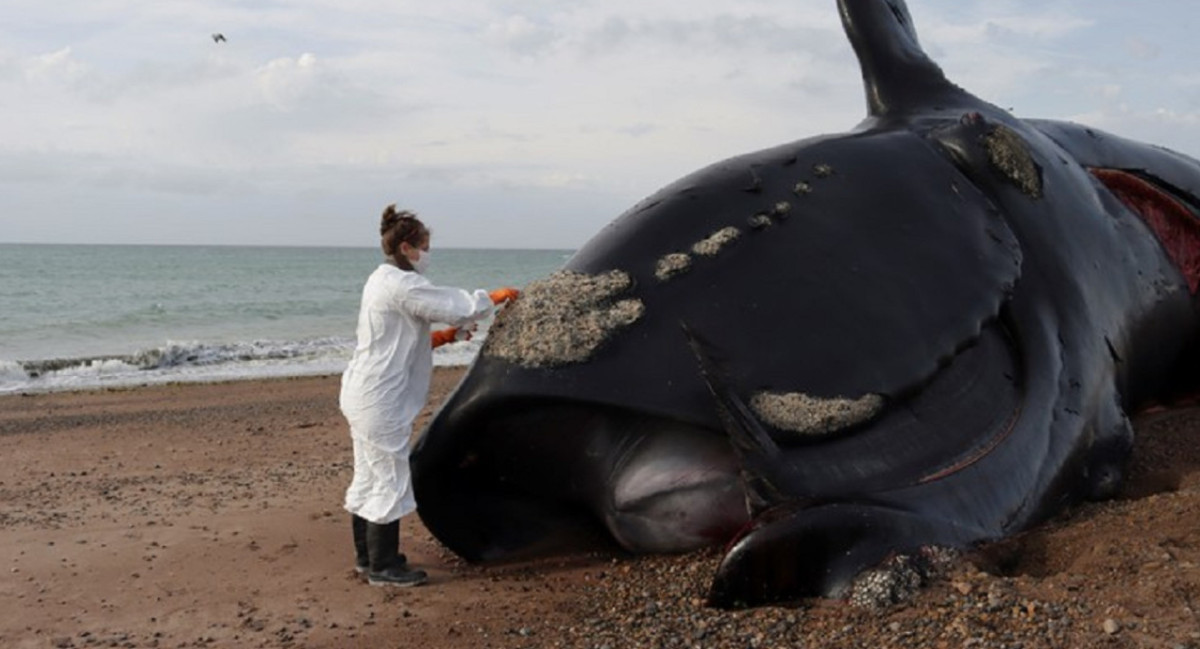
[
  {"x1": 707, "y1": 500, "x2": 974, "y2": 608},
  {"x1": 682, "y1": 322, "x2": 792, "y2": 515},
  {"x1": 838, "y1": 0, "x2": 970, "y2": 118}
]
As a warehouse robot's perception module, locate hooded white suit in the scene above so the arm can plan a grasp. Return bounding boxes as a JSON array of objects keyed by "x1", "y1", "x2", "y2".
[{"x1": 340, "y1": 263, "x2": 492, "y2": 523}]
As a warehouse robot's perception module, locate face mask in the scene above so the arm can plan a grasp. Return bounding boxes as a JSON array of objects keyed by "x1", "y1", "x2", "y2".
[{"x1": 412, "y1": 249, "x2": 431, "y2": 274}]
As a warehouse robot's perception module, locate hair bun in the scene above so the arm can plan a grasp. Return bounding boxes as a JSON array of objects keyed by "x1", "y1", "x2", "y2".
[{"x1": 380, "y1": 204, "x2": 417, "y2": 234}]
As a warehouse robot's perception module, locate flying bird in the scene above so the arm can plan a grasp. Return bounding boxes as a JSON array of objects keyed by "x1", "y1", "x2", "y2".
[{"x1": 212, "y1": 33, "x2": 226, "y2": 43}]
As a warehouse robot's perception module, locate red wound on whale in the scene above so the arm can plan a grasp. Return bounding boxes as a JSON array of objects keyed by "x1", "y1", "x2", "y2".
[{"x1": 1091, "y1": 167, "x2": 1200, "y2": 294}]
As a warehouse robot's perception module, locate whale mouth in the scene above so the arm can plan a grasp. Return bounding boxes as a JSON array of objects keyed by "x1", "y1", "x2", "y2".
[
  {"x1": 412, "y1": 401, "x2": 748, "y2": 562},
  {"x1": 1091, "y1": 167, "x2": 1200, "y2": 294}
]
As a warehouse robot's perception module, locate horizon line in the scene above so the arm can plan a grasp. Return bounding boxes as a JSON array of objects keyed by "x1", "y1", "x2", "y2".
[{"x1": 0, "y1": 241, "x2": 578, "y2": 252}]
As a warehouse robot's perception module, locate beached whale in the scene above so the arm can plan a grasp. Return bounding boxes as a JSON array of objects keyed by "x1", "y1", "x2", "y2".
[{"x1": 411, "y1": 0, "x2": 1200, "y2": 607}]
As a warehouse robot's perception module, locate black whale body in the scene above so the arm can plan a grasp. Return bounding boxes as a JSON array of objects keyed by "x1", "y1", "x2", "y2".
[{"x1": 412, "y1": 0, "x2": 1200, "y2": 607}]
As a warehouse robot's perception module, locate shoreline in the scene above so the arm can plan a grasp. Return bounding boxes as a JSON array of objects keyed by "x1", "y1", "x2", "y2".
[
  {"x1": 0, "y1": 350, "x2": 477, "y2": 398},
  {"x1": 2, "y1": 370, "x2": 348, "y2": 399}
]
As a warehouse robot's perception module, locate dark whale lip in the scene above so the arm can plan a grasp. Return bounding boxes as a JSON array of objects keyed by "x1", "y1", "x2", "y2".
[{"x1": 413, "y1": 397, "x2": 617, "y2": 562}]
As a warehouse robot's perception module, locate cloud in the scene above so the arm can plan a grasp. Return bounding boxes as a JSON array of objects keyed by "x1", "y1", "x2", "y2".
[
  {"x1": 486, "y1": 14, "x2": 557, "y2": 57},
  {"x1": 100, "y1": 57, "x2": 242, "y2": 99},
  {"x1": 257, "y1": 52, "x2": 321, "y2": 109},
  {"x1": 22, "y1": 47, "x2": 91, "y2": 84},
  {"x1": 980, "y1": 14, "x2": 1092, "y2": 41},
  {"x1": 1, "y1": 0, "x2": 1198, "y2": 247},
  {"x1": 1123, "y1": 37, "x2": 1161, "y2": 61},
  {"x1": 1071, "y1": 105, "x2": 1200, "y2": 155}
]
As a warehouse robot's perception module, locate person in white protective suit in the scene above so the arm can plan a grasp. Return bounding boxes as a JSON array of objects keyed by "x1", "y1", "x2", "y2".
[{"x1": 340, "y1": 204, "x2": 520, "y2": 587}]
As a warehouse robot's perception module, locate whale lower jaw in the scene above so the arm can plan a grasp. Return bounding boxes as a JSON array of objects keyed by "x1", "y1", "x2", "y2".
[{"x1": 413, "y1": 402, "x2": 747, "y2": 562}]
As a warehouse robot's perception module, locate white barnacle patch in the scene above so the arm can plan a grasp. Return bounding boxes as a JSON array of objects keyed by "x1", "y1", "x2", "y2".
[
  {"x1": 813, "y1": 163, "x2": 834, "y2": 178},
  {"x1": 482, "y1": 270, "x2": 644, "y2": 368},
  {"x1": 747, "y1": 214, "x2": 773, "y2": 230},
  {"x1": 983, "y1": 125, "x2": 1043, "y2": 198},
  {"x1": 793, "y1": 181, "x2": 813, "y2": 196},
  {"x1": 691, "y1": 227, "x2": 742, "y2": 257},
  {"x1": 848, "y1": 547, "x2": 961, "y2": 609},
  {"x1": 848, "y1": 555, "x2": 925, "y2": 610},
  {"x1": 750, "y1": 391, "x2": 884, "y2": 436},
  {"x1": 655, "y1": 253, "x2": 692, "y2": 281}
]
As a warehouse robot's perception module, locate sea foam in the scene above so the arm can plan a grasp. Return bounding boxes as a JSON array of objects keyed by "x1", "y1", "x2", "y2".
[{"x1": 1, "y1": 336, "x2": 485, "y2": 395}]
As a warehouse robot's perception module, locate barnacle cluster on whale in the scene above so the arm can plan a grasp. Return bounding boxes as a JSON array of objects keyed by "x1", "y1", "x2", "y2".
[
  {"x1": 654, "y1": 253, "x2": 691, "y2": 281},
  {"x1": 982, "y1": 123, "x2": 1043, "y2": 198},
  {"x1": 690, "y1": 227, "x2": 742, "y2": 257},
  {"x1": 482, "y1": 269, "x2": 643, "y2": 368},
  {"x1": 749, "y1": 391, "x2": 884, "y2": 438}
]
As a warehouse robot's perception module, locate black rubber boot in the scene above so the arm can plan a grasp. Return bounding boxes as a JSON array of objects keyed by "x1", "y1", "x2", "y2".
[
  {"x1": 353, "y1": 515, "x2": 406, "y2": 575},
  {"x1": 366, "y1": 521, "x2": 427, "y2": 587},
  {"x1": 352, "y1": 515, "x2": 370, "y2": 574}
]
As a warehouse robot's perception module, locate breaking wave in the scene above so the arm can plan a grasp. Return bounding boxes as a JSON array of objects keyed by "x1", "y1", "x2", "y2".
[{"x1": 1, "y1": 336, "x2": 484, "y2": 395}]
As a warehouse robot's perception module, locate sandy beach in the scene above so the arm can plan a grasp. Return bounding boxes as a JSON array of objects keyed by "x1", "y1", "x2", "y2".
[
  {"x1": 1, "y1": 369, "x2": 599, "y2": 649},
  {"x1": 3, "y1": 369, "x2": 1200, "y2": 649}
]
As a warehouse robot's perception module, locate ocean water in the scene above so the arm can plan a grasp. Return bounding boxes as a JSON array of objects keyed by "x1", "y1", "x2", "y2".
[{"x1": 0, "y1": 244, "x2": 573, "y2": 394}]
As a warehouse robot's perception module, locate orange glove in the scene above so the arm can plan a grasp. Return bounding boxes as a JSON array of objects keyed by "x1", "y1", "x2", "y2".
[
  {"x1": 431, "y1": 327, "x2": 459, "y2": 348},
  {"x1": 489, "y1": 287, "x2": 520, "y2": 305}
]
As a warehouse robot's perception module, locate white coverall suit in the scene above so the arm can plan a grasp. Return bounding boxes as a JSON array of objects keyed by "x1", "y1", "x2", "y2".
[{"x1": 340, "y1": 263, "x2": 493, "y2": 524}]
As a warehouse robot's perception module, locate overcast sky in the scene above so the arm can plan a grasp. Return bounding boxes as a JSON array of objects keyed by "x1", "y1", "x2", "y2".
[{"x1": 1, "y1": 0, "x2": 1197, "y2": 249}]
